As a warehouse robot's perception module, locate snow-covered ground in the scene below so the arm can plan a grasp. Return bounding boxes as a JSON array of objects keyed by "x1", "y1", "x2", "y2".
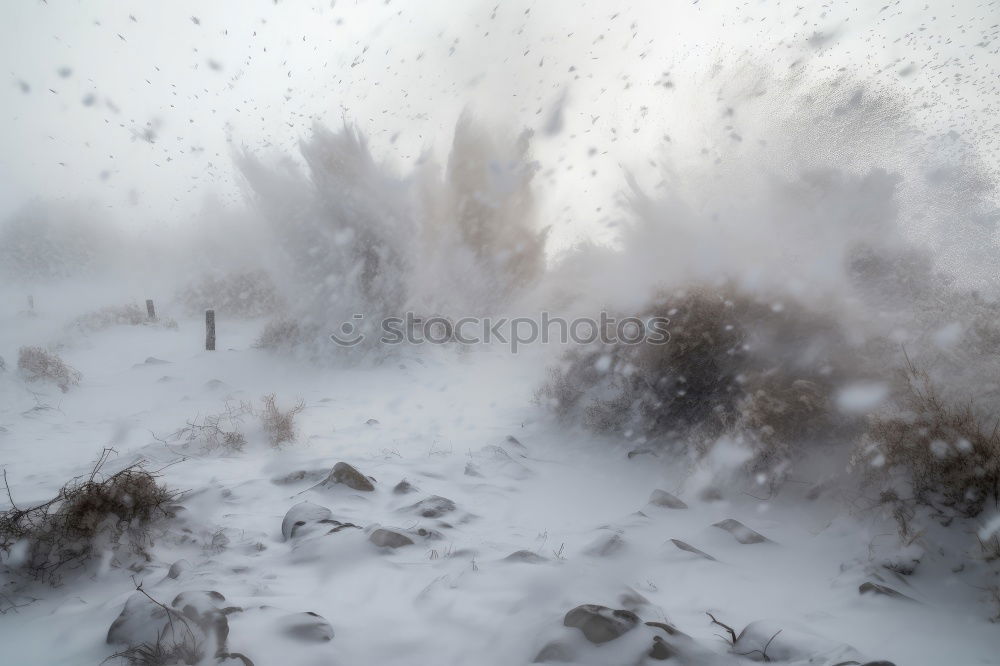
[{"x1": 1, "y1": 301, "x2": 997, "y2": 666}]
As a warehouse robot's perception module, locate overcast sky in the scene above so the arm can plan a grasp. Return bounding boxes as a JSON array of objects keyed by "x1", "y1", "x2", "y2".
[{"x1": 1, "y1": 0, "x2": 996, "y2": 249}]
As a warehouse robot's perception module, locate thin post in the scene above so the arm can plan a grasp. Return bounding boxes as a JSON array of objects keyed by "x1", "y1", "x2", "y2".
[
  {"x1": 205, "y1": 309, "x2": 216, "y2": 351},
  {"x1": 27, "y1": 294, "x2": 34, "y2": 311},
  {"x1": 145, "y1": 299, "x2": 156, "y2": 321}
]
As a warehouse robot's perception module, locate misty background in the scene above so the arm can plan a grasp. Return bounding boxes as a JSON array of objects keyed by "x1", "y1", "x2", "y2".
[{"x1": 2, "y1": 0, "x2": 996, "y2": 252}]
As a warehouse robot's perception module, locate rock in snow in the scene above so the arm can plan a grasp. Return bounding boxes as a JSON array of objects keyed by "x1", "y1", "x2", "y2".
[
  {"x1": 369, "y1": 528, "x2": 415, "y2": 549},
  {"x1": 392, "y1": 479, "x2": 417, "y2": 494},
  {"x1": 669, "y1": 538, "x2": 717, "y2": 561},
  {"x1": 648, "y1": 489, "x2": 688, "y2": 509},
  {"x1": 712, "y1": 518, "x2": 773, "y2": 544},
  {"x1": 324, "y1": 461, "x2": 376, "y2": 491},
  {"x1": 563, "y1": 604, "x2": 640, "y2": 644},
  {"x1": 859, "y1": 581, "x2": 918, "y2": 603},
  {"x1": 276, "y1": 611, "x2": 335, "y2": 642},
  {"x1": 281, "y1": 501, "x2": 333, "y2": 540},
  {"x1": 106, "y1": 591, "x2": 173, "y2": 646},
  {"x1": 401, "y1": 494, "x2": 456, "y2": 518}
]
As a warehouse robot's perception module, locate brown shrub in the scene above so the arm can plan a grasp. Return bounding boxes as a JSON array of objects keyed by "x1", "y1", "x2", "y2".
[
  {"x1": 0, "y1": 453, "x2": 176, "y2": 584},
  {"x1": 856, "y1": 358, "x2": 1000, "y2": 520},
  {"x1": 537, "y1": 283, "x2": 856, "y2": 477},
  {"x1": 259, "y1": 394, "x2": 305, "y2": 447},
  {"x1": 17, "y1": 346, "x2": 81, "y2": 392},
  {"x1": 166, "y1": 395, "x2": 303, "y2": 453},
  {"x1": 253, "y1": 318, "x2": 311, "y2": 353}
]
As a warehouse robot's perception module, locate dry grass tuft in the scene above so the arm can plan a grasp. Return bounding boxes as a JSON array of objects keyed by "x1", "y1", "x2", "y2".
[
  {"x1": 17, "y1": 346, "x2": 81, "y2": 392},
  {"x1": 107, "y1": 637, "x2": 203, "y2": 666},
  {"x1": 259, "y1": 393, "x2": 305, "y2": 447},
  {"x1": 71, "y1": 304, "x2": 178, "y2": 332},
  {"x1": 253, "y1": 319, "x2": 310, "y2": 353},
  {"x1": 170, "y1": 402, "x2": 251, "y2": 454}
]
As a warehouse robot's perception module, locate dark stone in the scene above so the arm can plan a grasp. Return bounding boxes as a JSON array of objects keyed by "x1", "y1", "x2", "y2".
[
  {"x1": 393, "y1": 479, "x2": 416, "y2": 494},
  {"x1": 369, "y1": 528, "x2": 414, "y2": 549},
  {"x1": 563, "y1": 604, "x2": 640, "y2": 644},
  {"x1": 859, "y1": 582, "x2": 917, "y2": 603},
  {"x1": 326, "y1": 462, "x2": 375, "y2": 491},
  {"x1": 277, "y1": 611, "x2": 334, "y2": 642},
  {"x1": 649, "y1": 635, "x2": 676, "y2": 660},
  {"x1": 106, "y1": 592, "x2": 171, "y2": 646},
  {"x1": 669, "y1": 538, "x2": 717, "y2": 561},
  {"x1": 166, "y1": 559, "x2": 191, "y2": 579},
  {"x1": 403, "y1": 495, "x2": 456, "y2": 518},
  {"x1": 649, "y1": 489, "x2": 688, "y2": 509},
  {"x1": 171, "y1": 590, "x2": 234, "y2": 657},
  {"x1": 712, "y1": 518, "x2": 772, "y2": 544}
]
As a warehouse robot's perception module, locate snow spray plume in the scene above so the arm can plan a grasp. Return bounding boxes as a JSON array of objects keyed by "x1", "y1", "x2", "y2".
[
  {"x1": 538, "y1": 61, "x2": 1000, "y2": 488},
  {"x1": 236, "y1": 114, "x2": 547, "y2": 359}
]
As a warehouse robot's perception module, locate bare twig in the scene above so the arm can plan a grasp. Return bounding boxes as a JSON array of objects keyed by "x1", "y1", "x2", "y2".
[{"x1": 705, "y1": 612, "x2": 737, "y2": 646}]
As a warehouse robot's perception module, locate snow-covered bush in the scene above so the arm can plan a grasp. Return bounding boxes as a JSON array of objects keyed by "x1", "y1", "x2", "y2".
[
  {"x1": 17, "y1": 346, "x2": 81, "y2": 392},
  {"x1": 537, "y1": 284, "x2": 857, "y2": 482}
]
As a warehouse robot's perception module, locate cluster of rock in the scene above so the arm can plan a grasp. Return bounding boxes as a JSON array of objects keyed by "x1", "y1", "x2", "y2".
[
  {"x1": 102, "y1": 454, "x2": 905, "y2": 665},
  {"x1": 106, "y1": 588, "x2": 333, "y2": 666},
  {"x1": 535, "y1": 602, "x2": 897, "y2": 666}
]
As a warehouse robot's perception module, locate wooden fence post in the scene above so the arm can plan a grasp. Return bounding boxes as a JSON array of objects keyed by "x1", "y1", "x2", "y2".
[
  {"x1": 205, "y1": 309, "x2": 216, "y2": 351},
  {"x1": 145, "y1": 299, "x2": 156, "y2": 321},
  {"x1": 27, "y1": 294, "x2": 34, "y2": 312}
]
